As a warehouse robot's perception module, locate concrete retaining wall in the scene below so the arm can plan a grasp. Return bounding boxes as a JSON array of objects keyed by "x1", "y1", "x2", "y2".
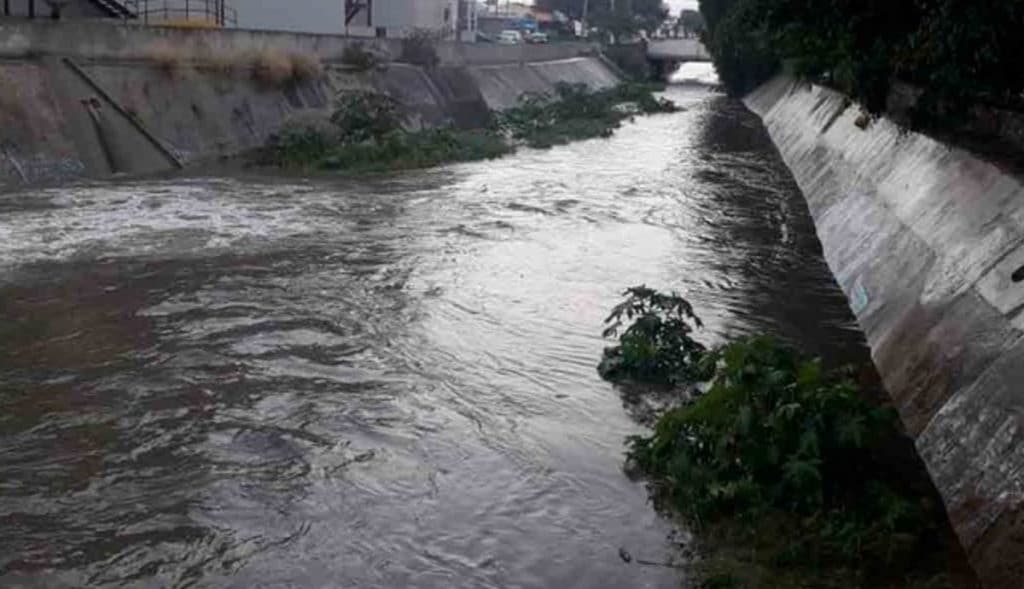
[
  {"x1": 0, "y1": 21, "x2": 618, "y2": 187},
  {"x1": 745, "y1": 74, "x2": 1024, "y2": 588},
  {"x1": 468, "y1": 57, "x2": 619, "y2": 111}
]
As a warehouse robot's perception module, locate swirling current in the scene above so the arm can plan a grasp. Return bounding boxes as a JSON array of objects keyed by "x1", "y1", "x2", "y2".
[{"x1": 0, "y1": 76, "x2": 870, "y2": 588}]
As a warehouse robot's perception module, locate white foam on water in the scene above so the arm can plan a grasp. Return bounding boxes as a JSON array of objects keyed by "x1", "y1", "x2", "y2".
[
  {"x1": 0, "y1": 178, "x2": 336, "y2": 269},
  {"x1": 670, "y1": 61, "x2": 720, "y2": 86}
]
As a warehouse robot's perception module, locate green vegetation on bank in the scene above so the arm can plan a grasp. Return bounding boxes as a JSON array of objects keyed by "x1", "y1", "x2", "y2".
[
  {"x1": 600, "y1": 287, "x2": 964, "y2": 588},
  {"x1": 699, "y1": 0, "x2": 1023, "y2": 122},
  {"x1": 499, "y1": 83, "x2": 679, "y2": 149},
  {"x1": 263, "y1": 83, "x2": 677, "y2": 173}
]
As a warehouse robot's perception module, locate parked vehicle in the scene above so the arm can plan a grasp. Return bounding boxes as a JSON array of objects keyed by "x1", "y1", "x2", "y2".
[
  {"x1": 497, "y1": 30, "x2": 524, "y2": 45},
  {"x1": 526, "y1": 32, "x2": 550, "y2": 44}
]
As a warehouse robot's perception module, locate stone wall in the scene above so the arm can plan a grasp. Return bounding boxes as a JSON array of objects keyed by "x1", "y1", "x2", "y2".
[{"x1": 745, "y1": 74, "x2": 1024, "y2": 588}]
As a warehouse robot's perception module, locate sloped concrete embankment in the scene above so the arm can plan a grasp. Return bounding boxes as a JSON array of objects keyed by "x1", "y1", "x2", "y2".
[
  {"x1": 745, "y1": 74, "x2": 1024, "y2": 587},
  {"x1": 0, "y1": 21, "x2": 615, "y2": 187}
]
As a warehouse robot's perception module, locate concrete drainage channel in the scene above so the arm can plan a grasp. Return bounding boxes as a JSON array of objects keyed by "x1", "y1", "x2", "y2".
[
  {"x1": 747, "y1": 74, "x2": 1024, "y2": 587},
  {"x1": 61, "y1": 56, "x2": 184, "y2": 175}
]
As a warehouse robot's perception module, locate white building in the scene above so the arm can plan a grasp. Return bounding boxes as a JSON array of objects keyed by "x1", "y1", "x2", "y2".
[{"x1": 236, "y1": 0, "x2": 477, "y2": 41}]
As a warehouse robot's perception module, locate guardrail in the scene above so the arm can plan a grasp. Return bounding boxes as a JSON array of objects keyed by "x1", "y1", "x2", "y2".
[{"x1": 132, "y1": 0, "x2": 237, "y2": 27}]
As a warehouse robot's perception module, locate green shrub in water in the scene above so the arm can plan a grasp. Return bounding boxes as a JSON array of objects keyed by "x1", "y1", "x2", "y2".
[{"x1": 598, "y1": 286, "x2": 707, "y2": 386}]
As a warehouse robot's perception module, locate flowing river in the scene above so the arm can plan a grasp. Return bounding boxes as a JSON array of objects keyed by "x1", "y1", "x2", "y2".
[{"x1": 0, "y1": 72, "x2": 870, "y2": 588}]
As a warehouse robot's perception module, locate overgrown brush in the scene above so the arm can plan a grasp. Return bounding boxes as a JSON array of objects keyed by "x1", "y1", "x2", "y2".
[
  {"x1": 499, "y1": 83, "x2": 679, "y2": 148},
  {"x1": 251, "y1": 49, "x2": 323, "y2": 87},
  {"x1": 263, "y1": 83, "x2": 677, "y2": 174},
  {"x1": 601, "y1": 286, "x2": 960, "y2": 586},
  {"x1": 264, "y1": 89, "x2": 510, "y2": 173},
  {"x1": 317, "y1": 127, "x2": 511, "y2": 174},
  {"x1": 290, "y1": 52, "x2": 324, "y2": 82},
  {"x1": 400, "y1": 29, "x2": 441, "y2": 68},
  {"x1": 265, "y1": 115, "x2": 339, "y2": 168},
  {"x1": 330, "y1": 91, "x2": 405, "y2": 144},
  {"x1": 252, "y1": 48, "x2": 294, "y2": 87},
  {"x1": 341, "y1": 42, "x2": 382, "y2": 71}
]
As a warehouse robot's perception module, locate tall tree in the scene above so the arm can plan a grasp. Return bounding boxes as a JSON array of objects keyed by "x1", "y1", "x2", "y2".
[{"x1": 678, "y1": 9, "x2": 705, "y2": 37}]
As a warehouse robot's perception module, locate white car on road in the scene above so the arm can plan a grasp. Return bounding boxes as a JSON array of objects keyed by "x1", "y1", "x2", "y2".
[{"x1": 497, "y1": 30, "x2": 524, "y2": 45}]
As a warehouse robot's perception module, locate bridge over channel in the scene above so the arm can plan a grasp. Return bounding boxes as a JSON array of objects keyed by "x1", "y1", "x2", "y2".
[
  {"x1": 645, "y1": 38, "x2": 712, "y2": 78},
  {"x1": 647, "y1": 38, "x2": 712, "y2": 62},
  {"x1": 643, "y1": 38, "x2": 708, "y2": 79}
]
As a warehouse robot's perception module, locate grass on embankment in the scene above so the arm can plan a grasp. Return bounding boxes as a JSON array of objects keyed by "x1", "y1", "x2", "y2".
[
  {"x1": 260, "y1": 83, "x2": 678, "y2": 174},
  {"x1": 599, "y1": 287, "x2": 976, "y2": 589}
]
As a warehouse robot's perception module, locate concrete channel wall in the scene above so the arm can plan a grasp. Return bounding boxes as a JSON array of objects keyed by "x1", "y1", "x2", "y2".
[
  {"x1": 746, "y1": 74, "x2": 1024, "y2": 588},
  {"x1": 0, "y1": 21, "x2": 615, "y2": 187}
]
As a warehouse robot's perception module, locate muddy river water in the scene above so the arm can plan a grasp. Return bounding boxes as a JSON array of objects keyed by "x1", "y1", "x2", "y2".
[{"x1": 0, "y1": 77, "x2": 870, "y2": 587}]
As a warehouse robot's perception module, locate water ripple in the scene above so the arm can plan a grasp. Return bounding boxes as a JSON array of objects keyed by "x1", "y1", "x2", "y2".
[{"x1": 0, "y1": 86, "x2": 868, "y2": 587}]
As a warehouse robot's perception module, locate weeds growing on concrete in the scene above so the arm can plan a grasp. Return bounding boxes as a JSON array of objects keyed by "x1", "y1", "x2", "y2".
[
  {"x1": 251, "y1": 49, "x2": 295, "y2": 87},
  {"x1": 400, "y1": 29, "x2": 441, "y2": 68},
  {"x1": 249, "y1": 49, "x2": 324, "y2": 87},
  {"x1": 144, "y1": 41, "x2": 188, "y2": 77},
  {"x1": 203, "y1": 50, "x2": 242, "y2": 78},
  {"x1": 290, "y1": 52, "x2": 324, "y2": 82},
  {"x1": 341, "y1": 42, "x2": 383, "y2": 72}
]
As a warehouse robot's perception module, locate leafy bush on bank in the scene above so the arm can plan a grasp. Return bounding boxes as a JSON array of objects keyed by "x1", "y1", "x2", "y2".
[
  {"x1": 317, "y1": 128, "x2": 511, "y2": 174},
  {"x1": 264, "y1": 83, "x2": 679, "y2": 173},
  {"x1": 265, "y1": 115, "x2": 340, "y2": 168},
  {"x1": 400, "y1": 29, "x2": 442, "y2": 68},
  {"x1": 330, "y1": 91, "x2": 405, "y2": 144},
  {"x1": 499, "y1": 83, "x2": 680, "y2": 149},
  {"x1": 600, "y1": 287, "x2": 957, "y2": 585}
]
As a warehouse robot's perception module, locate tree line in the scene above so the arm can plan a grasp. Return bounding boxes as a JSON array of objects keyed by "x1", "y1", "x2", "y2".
[
  {"x1": 699, "y1": 0, "x2": 1023, "y2": 122},
  {"x1": 534, "y1": 0, "x2": 667, "y2": 38}
]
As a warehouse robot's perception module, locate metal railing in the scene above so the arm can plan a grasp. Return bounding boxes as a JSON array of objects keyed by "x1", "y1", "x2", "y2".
[
  {"x1": 0, "y1": 0, "x2": 234, "y2": 24},
  {"x1": 133, "y1": 0, "x2": 237, "y2": 27}
]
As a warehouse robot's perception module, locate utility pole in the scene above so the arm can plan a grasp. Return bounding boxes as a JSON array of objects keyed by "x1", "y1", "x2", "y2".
[{"x1": 581, "y1": 0, "x2": 588, "y2": 36}]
